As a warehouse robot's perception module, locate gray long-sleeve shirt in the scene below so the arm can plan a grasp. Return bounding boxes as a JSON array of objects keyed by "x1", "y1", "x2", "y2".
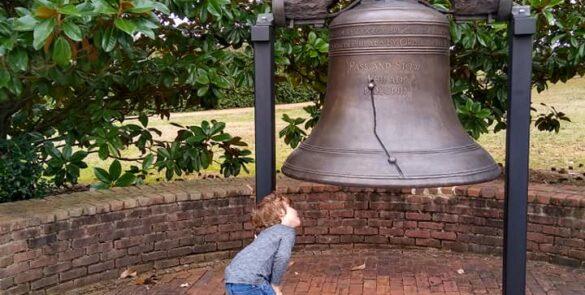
[{"x1": 224, "y1": 224, "x2": 296, "y2": 285}]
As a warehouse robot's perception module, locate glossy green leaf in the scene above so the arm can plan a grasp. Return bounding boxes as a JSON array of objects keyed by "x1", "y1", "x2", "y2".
[
  {"x1": 201, "y1": 151, "x2": 211, "y2": 168},
  {"x1": 94, "y1": 167, "x2": 111, "y2": 183},
  {"x1": 127, "y1": 0, "x2": 154, "y2": 13},
  {"x1": 152, "y1": 2, "x2": 170, "y2": 14},
  {"x1": 115, "y1": 172, "x2": 136, "y2": 187},
  {"x1": 67, "y1": 164, "x2": 81, "y2": 179},
  {"x1": 71, "y1": 151, "x2": 88, "y2": 162},
  {"x1": 570, "y1": 36, "x2": 578, "y2": 48},
  {"x1": 207, "y1": 0, "x2": 222, "y2": 17},
  {"x1": 13, "y1": 15, "x2": 38, "y2": 31},
  {"x1": 138, "y1": 113, "x2": 148, "y2": 127},
  {"x1": 195, "y1": 69, "x2": 209, "y2": 85},
  {"x1": 98, "y1": 144, "x2": 109, "y2": 160},
  {"x1": 135, "y1": 19, "x2": 157, "y2": 39},
  {"x1": 197, "y1": 85, "x2": 209, "y2": 97},
  {"x1": 101, "y1": 28, "x2": 117, "y2": 52},
  {"x1": 58, "y1": 4, "x2": 81, "y2": 16},
  {"x1": 143, "y1": 154, "x2": 154, "y2": 170},
  {"x1": 92, "y1": 0, "x2": 118, "y2": 14},
  {"x1": 543, "y1": 10, "x2": 555, "y2": 25},
  {"x1": 199, "y1": 4, "x2": 208, "y2": 23},
  {"x1": 211, "y1": 133, "x2": 231, "y2": 142},
  {"x1": 308, "y1": 32, "x2": 316, "y2": 43},
  {"x1": 210, "y1": 121, "x2": 226, "y2": 135},
  {"x1": 186, "y1": 133, "x2": 207, "y2": 144},
  {"x1": 92, "y1": 182, "x2": 111, "y2": 190},
  {"x1": 14, "y1": 7, "x2": 31, "y2": 17},
  {"x1": 7, "y1": 77, "x2": 23, "y2": 96},
  {"x1": 114, "y1": 19, "x2": 137, "y2": 36},
  {"x1": 7, "y1": 49, "x2": 29, "y2": 72},
  {"x1": 157, "y1": 147, "x2": 171, "y2": 159},
  {"x1": 109, "y1": 159, "x2": 122, "y2": 179},
  {"x1": 107, "y1": 143, "x2": 119, "y2": 157},
  {"x1": 47, "y1": 158, "x2": 63, "y2": 169},
  {"x1": 33, "y1": 18, "x2": 56, "y2": 50},
  {"x1": 0, "y1": 68, "x2": 10, "y2": 88},
  {"x1": 210, "y1": 74, "x2": 228, "y2": 88},
  {"x1": 62, "y1": 145, "x2": 72, "y2": 160},
  {"x1": 62, "y1": 21, "x2": 83, "y2": 41},
  {"x1": 548, "y1": 0, "x2": 563, "y2": 7},
  {"x1": 52, "y1": 37, "x2": 72, "y2": 67}
]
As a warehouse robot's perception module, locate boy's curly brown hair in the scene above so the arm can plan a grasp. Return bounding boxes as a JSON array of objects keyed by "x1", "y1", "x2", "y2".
[{"x1": 251, "y1": 193, "x2": 293, "y2": 229}]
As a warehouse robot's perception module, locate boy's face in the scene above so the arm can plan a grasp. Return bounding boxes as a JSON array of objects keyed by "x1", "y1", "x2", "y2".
[{"x1": 281, "y1": 203, "x2": 301, "y2": 228}]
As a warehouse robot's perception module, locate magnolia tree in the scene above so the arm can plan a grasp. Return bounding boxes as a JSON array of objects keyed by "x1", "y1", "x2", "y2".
[
  {"x1": 0, "y1": 0, "x2": 583, "y2": 202},
  {"x1": 0, "y1": 0, "x2": 260, "y2": 201}
]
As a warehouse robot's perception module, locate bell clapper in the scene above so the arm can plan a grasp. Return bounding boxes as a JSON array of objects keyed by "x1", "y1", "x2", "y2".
[{"x1": 367, "y1": 78, "x2": 405, "y2": 177}]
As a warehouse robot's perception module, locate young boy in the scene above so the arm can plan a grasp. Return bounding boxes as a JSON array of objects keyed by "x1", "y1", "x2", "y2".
[{"x1": 224, "y1": 194, "x2": 301, "y2": 295}]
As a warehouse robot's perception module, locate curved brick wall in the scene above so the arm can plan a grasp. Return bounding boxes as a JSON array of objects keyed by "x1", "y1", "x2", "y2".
[{"x1": 0, "y1": 177, "x2": 583, "y2": 294}]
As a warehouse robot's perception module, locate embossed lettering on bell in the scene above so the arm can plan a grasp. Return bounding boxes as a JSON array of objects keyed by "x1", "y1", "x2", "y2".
[{"x1": 282, "y1": 0, "x2": 501, "y2": 188}]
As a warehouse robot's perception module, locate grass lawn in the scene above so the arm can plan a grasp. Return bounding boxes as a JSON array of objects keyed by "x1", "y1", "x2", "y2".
[
  {"x1": 79, "y1": 77, "x2": 585, "y2": 185},
  {"x1": 480, "y1": 77, "x2": 585, "y2": 171}
]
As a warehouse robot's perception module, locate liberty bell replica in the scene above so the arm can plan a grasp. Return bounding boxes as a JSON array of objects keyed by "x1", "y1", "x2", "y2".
[{"x1": 278, "y1": 0, "x2": 505, "y2": 187}]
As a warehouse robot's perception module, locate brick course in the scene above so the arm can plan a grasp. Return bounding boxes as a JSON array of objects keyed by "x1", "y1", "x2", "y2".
[{"x1": 0, "y1": 177, "x2": 583, "y2": 293}]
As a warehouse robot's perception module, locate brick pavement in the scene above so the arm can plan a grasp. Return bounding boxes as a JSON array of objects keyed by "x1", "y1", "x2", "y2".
[{"x1": 70, "y1": 248, "x2": 585, "y2": 295}]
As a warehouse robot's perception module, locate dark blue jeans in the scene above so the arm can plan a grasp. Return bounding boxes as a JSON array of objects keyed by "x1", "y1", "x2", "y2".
[{"x1": 225, "y1": 282, "x2": 275, "y2": 295}]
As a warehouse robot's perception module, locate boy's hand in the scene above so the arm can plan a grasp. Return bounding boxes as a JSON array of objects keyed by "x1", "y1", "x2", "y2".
[{"x1": 272, "y1": 284, "x2": 284, "y2": 295}]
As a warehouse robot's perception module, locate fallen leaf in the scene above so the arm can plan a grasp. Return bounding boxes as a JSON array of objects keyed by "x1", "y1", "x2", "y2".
[
  {"x1": 457, "y1": 269, "x2": 465, "y2": 274},
  {"x1": 134, "y1": 278, "x2": 147, "y2": 285},
  {"x1": 120, "y1": 269, "x2": 137, "y2": 279},
  {"x1": 180, "y1": 283, "x2": 189, "y2": 288},
  {"x1": 288, "y1": 261, "x2": 295, "y2": 268},
  {"x1": 294, "y1": 272, "x2": 299, "y2": 275},
  {"x1": 134, "y1": 275, "x2": 158, "y2": 286},
  {"x1": 351, "y1": 263, "x2": 366, "y2": 271}
]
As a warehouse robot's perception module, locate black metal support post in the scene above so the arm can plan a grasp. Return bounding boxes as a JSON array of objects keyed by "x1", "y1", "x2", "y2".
[
  {"x1": 503, "y1": 6, "x2": 536, "y2": 295},
  {"x1": 252, "y1": 14, "x2": 276, "y2": 203}
]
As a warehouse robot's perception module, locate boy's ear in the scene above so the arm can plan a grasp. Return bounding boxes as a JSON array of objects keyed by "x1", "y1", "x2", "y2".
[{"x1": 278, "y1": 208, "x2": 286, "y2": 218}]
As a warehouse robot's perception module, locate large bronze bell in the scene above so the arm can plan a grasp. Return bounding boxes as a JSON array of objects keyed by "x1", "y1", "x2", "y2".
[{"x1": 282, "y1": 0, "x2": 501, "y2": 188}]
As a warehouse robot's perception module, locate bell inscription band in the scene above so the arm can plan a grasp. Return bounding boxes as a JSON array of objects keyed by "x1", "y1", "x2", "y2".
[{"x1": 282, "y1": 0, "x2": 501, "y2": 188}]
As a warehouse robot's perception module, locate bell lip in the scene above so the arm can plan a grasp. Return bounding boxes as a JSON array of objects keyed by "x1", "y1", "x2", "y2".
[{"x1": 281, "y1": 165, "x2": 502, "y2": 189}]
